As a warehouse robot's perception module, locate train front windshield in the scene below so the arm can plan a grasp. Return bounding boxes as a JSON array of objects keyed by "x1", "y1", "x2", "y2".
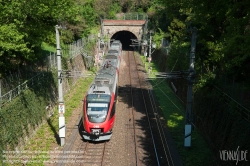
[
  {"x1": 111, "y1": 43, "x2": 120, "y2": 49},
  {"x1": 86, "y1": 94, "x2": 111, "y2": 123}
]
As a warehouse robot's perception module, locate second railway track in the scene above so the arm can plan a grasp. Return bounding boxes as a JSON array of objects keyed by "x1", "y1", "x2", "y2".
[
  {"x1": 128, "y1": 50, "x2": 175, "y2": 166},
  {"x1": 49, "y1": 50, "x2": 178, "y2": 166}
]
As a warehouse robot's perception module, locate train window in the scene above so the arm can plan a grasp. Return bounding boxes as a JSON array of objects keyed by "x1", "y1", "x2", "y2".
[
  {"x1": 87, "y1": 94, "x2": 111, "y2": 102},
  {"x1": 108, "y1": 50, "x2": 119, "y2": 54},
  {"x1": 87, "y1": 103, "x2": 109, "y2": 123},
  {"x1": 106, "y1": 55, "x2": 117, "y2": 58},
  {"x1": 87, "y1": 103, "x2": 108, "y2": 113},
  {"x1": 93, "y1": 91, "x2": 105, "y2": 93},
  {"x1": 110, "y1": 43, "x2": 120, "y2": 48}
]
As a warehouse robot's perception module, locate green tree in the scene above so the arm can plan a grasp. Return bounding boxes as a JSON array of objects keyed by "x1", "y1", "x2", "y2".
[{"x1": 0, "y1": 0, "x2": 77, "y2": 75}]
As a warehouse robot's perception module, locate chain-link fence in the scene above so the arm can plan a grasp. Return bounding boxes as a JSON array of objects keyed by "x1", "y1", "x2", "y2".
[
  {"x1": 0, "y1": 72, "x2": 47, "y2": 107},
  {"x1": 104, "y1": 12, "x2": 148, "y2": 20},
  {"x1": 123, "y1": 13, "x2": 148, "y2": 20},
  {"x1": 0, "y1": 35, "x2": 96, "y2": 108}
]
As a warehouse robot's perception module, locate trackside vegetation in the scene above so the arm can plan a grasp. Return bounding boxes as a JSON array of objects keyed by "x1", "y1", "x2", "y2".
[
  {"x1": 2, "y1": 77, "x2": 94, "y2": 165},
  {"x1": 140, "y1": 54, "x2": 215, "y2": 166},
  {"x1": 0, "y1": 72, "x2": 57, "y2": 162}
]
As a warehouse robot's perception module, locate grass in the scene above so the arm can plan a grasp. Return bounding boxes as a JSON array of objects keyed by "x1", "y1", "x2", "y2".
[
  {"x1": 41, "y1": 42, "x2": 56, "y2": 53},
  {"x1": 139, "y1": 54, "x2": 215, "y2": 166},
  {"x1": 3, "y1": 77, "x2": 94, "y2": 166}
]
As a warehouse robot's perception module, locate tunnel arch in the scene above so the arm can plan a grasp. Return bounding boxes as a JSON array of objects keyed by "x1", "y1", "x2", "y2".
[
  {"x1": 110, "y1": 31, "x2": 137, "y2": 50},
  {"x1": 102, "y1": 19, "x2": 146, "y2": 50}
]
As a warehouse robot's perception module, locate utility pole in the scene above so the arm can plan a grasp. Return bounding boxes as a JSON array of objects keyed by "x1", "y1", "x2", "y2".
[
  {"x1": 97, "y1": 33, "x2": 101, "y2": 70},
  {"x1": 56, "y1": 25, "x2": 65, "y2": 146},
  {"x1": 144, "y1": 47, "x2": 147, "y2": 68},
  {"x1": 98, "y1": 33, "x2": 100, "y2": 51},
  {"x1": 0, "y1": 78, "x2": 1, "y2": 109},
  {"x1": 184, "y1": 27, "x2": 197, "y2": 147},
  {"x1": 148, "y1": 31, "x2": 152, "y2": 73},
  {"x1": 107, "y1": 29, "x2": 110, "y2": 49},
  {"x1": 148, "y1": 30, "x2": 152, "y2": 74}
]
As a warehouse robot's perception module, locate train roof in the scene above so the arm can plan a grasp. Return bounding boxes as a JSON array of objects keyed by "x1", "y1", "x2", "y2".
[
  {"x1": 101, "y1": 59, "x2": 118, "y2": 68},
  {"x1": 95, "y1": 65, "x2": 116, "y2": 82},
  {"x1": 111, "y1": 42, "x2": 121, "y2": 47},
  {"x1": 112, "y1": 40, "x2": 121, "y2": 44},
  {"x1": 108, "y1": 49, "x2": 120, "y2": 54},
  {"x1": 106, "y1": 54, "x2": 118, "y2": 59},
  {"x1": 87, "y1": 62, "x2": 117, "y2": 95},
  {"x1": 87, "y1": 85, "x2": 111, "y2": 95},
  {"x1": 111, "y1": 40, "x2": 122, "y2": 46}
]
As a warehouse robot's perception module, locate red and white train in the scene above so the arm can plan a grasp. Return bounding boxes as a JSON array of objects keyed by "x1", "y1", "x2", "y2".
[{"x1": 82, "y1": 40, "x2": 122, "y2": 141}]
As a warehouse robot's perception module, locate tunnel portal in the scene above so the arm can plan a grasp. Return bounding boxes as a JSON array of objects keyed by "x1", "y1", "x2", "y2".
[{"x1": 110, "y1": 31, "x2": 137, "y2": 50}]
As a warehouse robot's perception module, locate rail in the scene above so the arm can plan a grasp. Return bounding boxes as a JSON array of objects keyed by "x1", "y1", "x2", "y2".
[
  {"x1": 133, "y1": 52, "x2": 174, "y2": 166},
  {"x1": 128, "y1": 51, "x2": 139, "y2": 165}
]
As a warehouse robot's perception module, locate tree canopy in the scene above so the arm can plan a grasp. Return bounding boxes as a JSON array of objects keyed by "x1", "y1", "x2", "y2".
[
  {"x1": 1, "y1": 0, "x2": 249, "y2": 82},
  {"x1": 150, "y1": 0, "x2": 250, "y2": 82},
  {"x1": 0, "y1": 0, "x2": 79, "y2": 75}
]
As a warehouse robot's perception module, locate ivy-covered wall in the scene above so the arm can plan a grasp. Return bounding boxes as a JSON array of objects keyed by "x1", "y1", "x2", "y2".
[
  {"x1": 0, "y1": 72, "x2": 56, "y2": 153},
  {"x1": 0, "y1": 49, "x2": 91, "y2": 162}
]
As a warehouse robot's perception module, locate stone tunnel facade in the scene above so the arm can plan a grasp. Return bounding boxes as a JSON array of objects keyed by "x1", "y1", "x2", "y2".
[{"x1": 101, "y1": 20, "x2": 147, "y2": 41}]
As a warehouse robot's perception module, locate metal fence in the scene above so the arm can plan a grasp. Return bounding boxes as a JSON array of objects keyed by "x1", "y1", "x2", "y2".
[
  {"x1": 123, "y1": 13, "x2": 148, "y2": 20},
  {"x1": 105, "y1": 12, "x2": 148, "y2": 20},
  {"x1": 0, "y1": 73, "x2": 47, "y2": 107},
  {"x1": 0, "y1": 35, "x2": 96, "y2": 108},
  {"x1": 46, "y1": 52, "x2": 58, "y2": 70}
]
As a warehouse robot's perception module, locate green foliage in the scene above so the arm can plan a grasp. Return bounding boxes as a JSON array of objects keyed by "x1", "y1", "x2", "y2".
[
  {"x1": 41, "y1": 42, "x2": 56, "y2": 53},
  {"x1": 0, "y1": 0, "x2": 78, "y2": 75},
  {"x1": 139, "y1": 54, "x2": 215, "y2": 166},
  {"x1": 1, "y1": 76, "x2": 94, "y2": 165},
  {"x1": 166, "y1": 41, "x2": 190, "y2": 71},
  {"x1": 153, "y1": 28, "x2": 165, "y2": 49},
  {"x1": 79, "y1": 0, "x2": 99, "y2": 37},
  {"x1": 0, "y1": 72, "x2": 56, "y2": 152},
  {"x1": 168, "y1": 18, "x2": 187, "y2": 42},
  {"x1": 194, "y1": 86, "x2": 250, "y2": 161},
  {"x1": 109, "y1": 3, "x2": 121, "y2": 19},
  {"x1": 151, "y1": 0, "x2": 250, "y2": 80}
]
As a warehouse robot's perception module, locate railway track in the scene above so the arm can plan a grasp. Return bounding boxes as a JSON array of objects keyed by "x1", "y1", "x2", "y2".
[
  {"x1": 74, "y1": 138, "x2": 111, "y2": 166},
  {"x1": 127, "y1": 50, "x2": 174, "y2": 166},
  {"x1": 49, "y1": 50, "x2": 178, "y2": 166},
  {"x1": 54, "y1": 118, "x2": 111, "y2": 166},
  {"x1": 128, "y1": 51, "x2": 139, "y2": 165}
]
